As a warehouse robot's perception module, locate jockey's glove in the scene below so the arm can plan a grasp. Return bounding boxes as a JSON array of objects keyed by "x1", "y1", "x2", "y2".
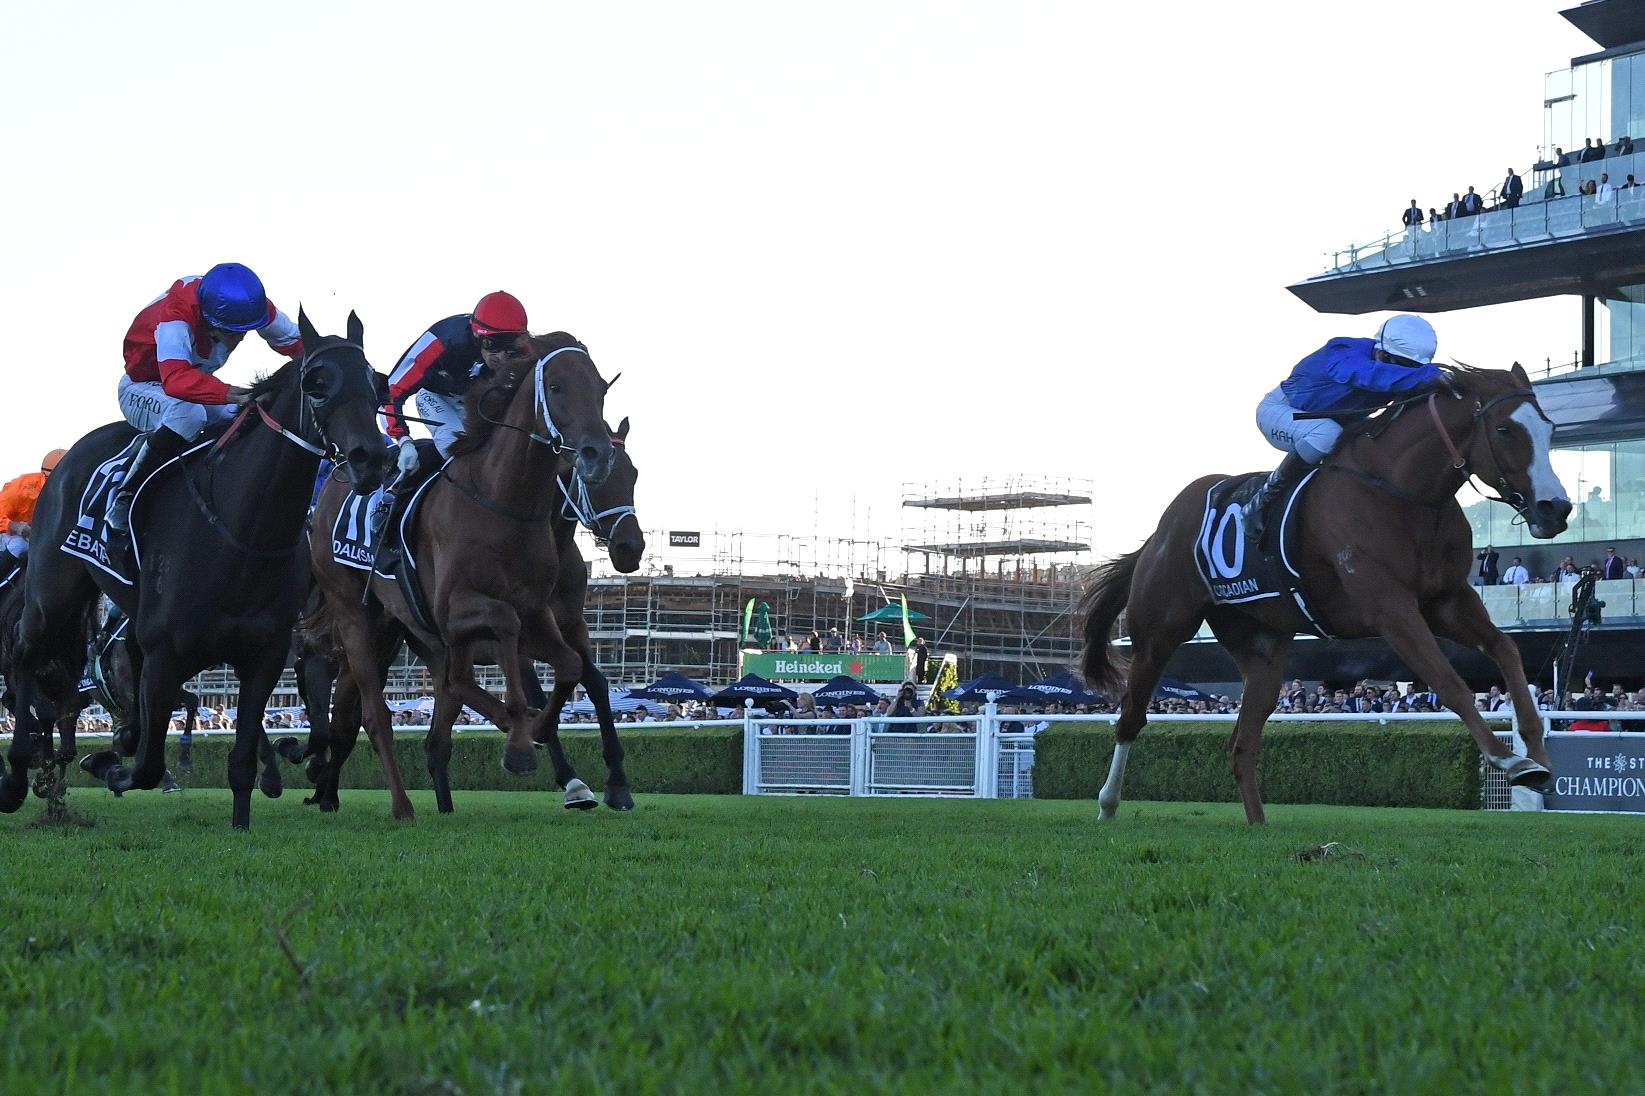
[{"x1": 396, "y1": 442, "x2": 421, "y2": 476}]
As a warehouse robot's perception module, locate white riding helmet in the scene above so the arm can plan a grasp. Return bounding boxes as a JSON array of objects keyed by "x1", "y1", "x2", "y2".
[{"x1": 1374, "y1": 314, "x2": 1437, "y2": 365}]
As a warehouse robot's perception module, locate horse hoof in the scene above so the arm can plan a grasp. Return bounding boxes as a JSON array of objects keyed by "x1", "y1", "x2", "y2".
[
  {"x1": 501, "y1": 747, "x2": 538, "y2": 777},
  {"x1": 259, "y1": 767, "x2": 284, "y2": 799},
  {"x1": 177, "y1": 753, "x2": 193, "y2": 776},
  {"x1": 564, "y1": 779, "x2": 598, "y2": 810},
  {"x1": 160, "y1": 771, "x2": 182, "y2": 794},
  {"x1": 105, "y1": 766, "x2": 135, "y2": 797},
  {"x1": 80, "y1": 750, "x2": 121, "y2": 782},
  {"x1": 318, "y1": 800, "x2": 340, "y2": 814},
  {"x1": 1508, "y1": 760, "x2": 1553, "y2": 789},
  {"x1": 0, "y1": 775, "x2": 27, "y2": 814},
  {"x1": 272, "y1": 737, "x2": 306, "y2": 764},
  {"x1": 603, "y1": 783, "x2": 635, "y2": 811}
]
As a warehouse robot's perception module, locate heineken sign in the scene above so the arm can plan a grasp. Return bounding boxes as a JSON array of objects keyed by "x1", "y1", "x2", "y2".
[{"x1": 741, "y1": 652, "x2": 906, "y2": 683}]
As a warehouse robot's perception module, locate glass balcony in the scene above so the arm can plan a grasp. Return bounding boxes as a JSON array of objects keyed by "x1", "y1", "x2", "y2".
[
  {"x1": 1478, "y1": 578, "x2": 1642, "y2": 628},
  {"x1": 1324, "y1": 149, "x2": 1645, "y2": 275}
]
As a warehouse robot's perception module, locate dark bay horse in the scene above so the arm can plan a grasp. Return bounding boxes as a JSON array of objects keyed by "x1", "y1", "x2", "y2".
[
  {"x1": 300, "y1": 419, "x2": 644, "y2": 814},
  {"x1": 308, "y1": 332, "x2": 615, "y2": 820},
  {"x1": 0, "y1": 559, "x2": 89, "y2": 803},
  {"x1": 9, "y1": 311, "x2": 389, "y2": 828},
  {"x1": 1080, "y1": 364, "x2": 1573, "y2": 823}
]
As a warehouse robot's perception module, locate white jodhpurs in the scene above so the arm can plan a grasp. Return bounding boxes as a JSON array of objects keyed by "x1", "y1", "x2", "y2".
[
  {"x1": 1255, "y1": 385, "x2": 1341, "y2": 464},
  {"x1": 415, "y1": 390, "x2": 465, "y2": 458},
  {"x1": 3, "y1": 535, "x2": 26, "y2": 558},
  {"x1": 118, "y1": 375, "x2": 237, "y2": 441}
]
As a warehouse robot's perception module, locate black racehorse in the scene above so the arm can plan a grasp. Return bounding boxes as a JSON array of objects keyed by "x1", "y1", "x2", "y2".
[
  {"x1": 0, "y1": 558, "x2": 89, "y2": 803},
  {"x1": 8, "y1": 310, "x2": 389, "y2": 827}
]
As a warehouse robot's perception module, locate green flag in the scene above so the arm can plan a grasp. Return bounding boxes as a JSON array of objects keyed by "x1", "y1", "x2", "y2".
[
  {"x1": 752, "y1": 601, "x2": 774, "y2": 648},
  {"x1": 899, "y1": 595, "x2": 917, "y2": 647}
]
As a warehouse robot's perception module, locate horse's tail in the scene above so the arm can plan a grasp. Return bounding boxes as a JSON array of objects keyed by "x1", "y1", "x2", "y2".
[{"x1": 1079, "y1": 546, "x2": 1143, "y2": 694}]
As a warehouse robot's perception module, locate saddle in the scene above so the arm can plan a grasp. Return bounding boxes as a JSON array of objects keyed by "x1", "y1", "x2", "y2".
[
  {"x1": 1192, "y1": 469, "x2": 1333, "y2": 638},
  {"x1": 330, "y1": 439, "x2": 442, "y2": 633}
]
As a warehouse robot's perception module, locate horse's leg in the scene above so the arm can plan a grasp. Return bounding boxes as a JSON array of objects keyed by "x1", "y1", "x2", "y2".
[
  {"x1": 311, "y1": 670, "x2": 363, "y2": 812},
  {"x1": 226, "y1": 648, "x2": 286, "y2": 829},
  {"x1": 579, "y1": 645, "x2": 632, "y2": 810},
  {"x1": 1424, "y1": 587, "x2": 1552, "y2": 783},
  {"x1": 528, "y1": 665, "x2": 595, "y2": 809},
  {"x1": 440, "y1": 634, "x2": 544, "y2": 777},
  {"x1": 122, "y1": 645, "x2": 186, "y2": 794},
  {"x1": 1204, "y1": 613, "x2": 1292, "y2": 824},
  {"x1": 331, "y1": 604, "x2": 414, "y2": 821},
  {"x1": 1099, "y1": 563, "x2": 1208, "y2": 821},
  {"x1": 1375, "y1": 594, "x2": 1545, "y2": 785},
  {"x1": 426, "y1": 682, "x2": 461, "y2": 814},
  {"x1": 282, "y1": 653, "x2": 339, "y2": 766},
  {"x1": 257, "y1": 725, "x2": 283, "y2": 799}
]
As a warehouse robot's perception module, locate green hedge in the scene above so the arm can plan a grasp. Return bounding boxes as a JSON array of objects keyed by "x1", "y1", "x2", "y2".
[
  {"x1": 1032, "y1": 721, "x2": 1484, "y2": 809},
  {"x1": 61, "y1": 725, "x2": 744, "y2": 796}
]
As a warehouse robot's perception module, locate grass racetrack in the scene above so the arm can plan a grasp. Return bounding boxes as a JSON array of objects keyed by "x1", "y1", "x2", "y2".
[{"x1": 3, "y1": 790, "x2": 1642, "y2": 1094}]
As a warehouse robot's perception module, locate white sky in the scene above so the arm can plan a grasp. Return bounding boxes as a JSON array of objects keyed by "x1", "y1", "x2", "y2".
[{"x1": 0, "y1": 1, "x2": 1599, "y2": 564}]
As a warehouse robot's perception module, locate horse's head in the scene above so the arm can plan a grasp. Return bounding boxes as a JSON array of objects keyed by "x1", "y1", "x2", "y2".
[
  {"x1": 292, "y1": 309, "x2": 391, "y2": 495},
  {"x1": 1449, "y1": 363, "x2": 1572, "y2": 538},
  {"x1": 530, "y1": 333, "x2": 616, "y2": 486},
  {"x1": 577, "y1": 416, "x2": 644, "y2": 573}
]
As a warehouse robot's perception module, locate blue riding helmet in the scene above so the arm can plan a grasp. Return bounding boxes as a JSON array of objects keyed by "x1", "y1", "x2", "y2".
[{"x1": 198, "y1": 262, "x2": 272, "y2": 332}]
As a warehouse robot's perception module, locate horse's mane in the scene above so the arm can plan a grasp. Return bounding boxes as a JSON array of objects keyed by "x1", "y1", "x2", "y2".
[
  {"x1": 448, "y1": 332, "x2": 589, "y2": 457},
  {"x1": 245, "y1": 359, "x2": 297, "y2": 401}
]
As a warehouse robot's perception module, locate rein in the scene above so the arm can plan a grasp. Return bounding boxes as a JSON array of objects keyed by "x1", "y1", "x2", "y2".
[
  {"x1": 1424, "y1": 387, "x2": 1542, "y2": 510},
  {"x1": 190, "y1": 339, "x2": 373, "y2": 556}
]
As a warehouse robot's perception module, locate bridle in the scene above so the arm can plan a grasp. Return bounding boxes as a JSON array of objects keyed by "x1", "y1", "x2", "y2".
[
  {"x1": 472, "y1": 344, "x2": 589, "y2": 453},
  {"x1": 1425, "y1": 386, "x2": 1545, "y2": 513},
  {"x1": 557, "y1": 436, "x2": 636, "y2": 548},
  {"x1": 211, "y1": 338, "x2": 372, "y2": 465},
  {"x1": 188, "y1": 339, "x2": 379, "y2": 558}
]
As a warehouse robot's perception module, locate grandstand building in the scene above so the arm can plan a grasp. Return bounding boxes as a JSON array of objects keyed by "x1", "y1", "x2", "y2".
[{"x1": 1166, "y1": 0, "x2": 1645, "y2": 688}]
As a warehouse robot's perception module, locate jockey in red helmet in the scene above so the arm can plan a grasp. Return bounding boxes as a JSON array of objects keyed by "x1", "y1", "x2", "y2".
[
  {"x1": 370, "y1": 291, "x2": 532, "y2": 530},
  {"x1": 107, "y1": 263, "x2": 304, "y2": 533}
]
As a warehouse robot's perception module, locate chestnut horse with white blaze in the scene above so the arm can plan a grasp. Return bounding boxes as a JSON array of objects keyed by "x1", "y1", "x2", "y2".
[{"x1": 1080, "y1": 364, "x2": 1572, "y2": 823}]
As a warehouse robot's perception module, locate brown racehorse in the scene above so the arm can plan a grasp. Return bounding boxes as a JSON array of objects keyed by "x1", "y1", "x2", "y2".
[
  {"x1": 300, "y1": 420, "x2": 644, "y2": 814},
  {"x1": 1079, "y1": 364, "x2": 1573, "y2": 823},
  {"x1": 309, "y1": 332, "x2": 615, "y2": 820}
]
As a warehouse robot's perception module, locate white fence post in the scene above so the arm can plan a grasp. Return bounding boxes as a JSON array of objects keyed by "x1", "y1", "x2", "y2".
[
  {"x1": 977, "y1": 696, "x2": 1000, "y2": 798},
  {"x1": 850, "y1": 718, "x2": 869, "y2": 796},
  {"x1": 741, "y1": 705, "x2": 757, "y2": 795}
]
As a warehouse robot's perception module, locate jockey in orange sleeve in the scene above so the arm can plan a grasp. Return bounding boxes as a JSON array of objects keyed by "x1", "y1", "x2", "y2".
[
  {"x1": 0, "y1": 448, "x2": 66, "y2": 563},
  {"x1": 107, "y1": 262, "x2": 305, "y2": 534}
]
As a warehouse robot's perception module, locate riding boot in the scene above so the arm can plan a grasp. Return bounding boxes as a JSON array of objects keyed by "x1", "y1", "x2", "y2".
[
  {"x1": 1244, "y1": 452, "x2": 1310, "y2": 547},
  {"x1": 107, "y1": 428, "x2": 189, "y2": 534}
]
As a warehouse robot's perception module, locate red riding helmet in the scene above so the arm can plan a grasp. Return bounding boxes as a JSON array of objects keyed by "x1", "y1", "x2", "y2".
[{"x1": 471, "y1": 291, "x2": 528, "y2": 337}]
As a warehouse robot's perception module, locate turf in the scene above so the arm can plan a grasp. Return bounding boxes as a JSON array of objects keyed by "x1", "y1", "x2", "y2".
[{"x1": 2, "y1": 791, "x2": 1642, "y2": 1094}]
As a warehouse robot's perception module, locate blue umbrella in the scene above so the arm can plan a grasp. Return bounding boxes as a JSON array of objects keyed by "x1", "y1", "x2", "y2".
[
  {"x1": 627, "y1": 672, "x2": 714, "y2": 701},
  {"x1": 1154, "y1": 676, "x2": 1214, "y2": 703},
  {"x1": 1017, "y1": 671, "x2": 1101, "y2": 706},
  {"x1": 711, "y1": 673, "x2": 800, "y2": 706},
  {"x1": 945, "y1": 671, "x2": 1020, "y2": 702},
  {"x1": 809, "y1": 675, "x2": 882, "y2": 707}
]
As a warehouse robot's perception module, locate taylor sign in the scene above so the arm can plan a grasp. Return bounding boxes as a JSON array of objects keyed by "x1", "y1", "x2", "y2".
[{"x1": 741, "y1": 652, "x2": 906, "y2": 683}]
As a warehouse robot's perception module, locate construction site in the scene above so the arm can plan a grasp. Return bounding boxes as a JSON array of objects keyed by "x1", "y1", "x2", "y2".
[{"x1": 187, "y1": 475, "x2": 1095, "y2": 708}]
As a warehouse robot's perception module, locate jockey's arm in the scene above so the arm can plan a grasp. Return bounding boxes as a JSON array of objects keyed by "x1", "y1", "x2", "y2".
[
  {"x1": 380, "y1": 332, "x2": 448, "y2": 440},
  {"x1": 257, "y1": 306, "x2": 304, "y2": 358},
  {"x1": 1330, "y1": 352, "x2": 1443, "y2": 398},
  {"x1": 154, "y1": 320, "x2": 230, "y2": 403}
]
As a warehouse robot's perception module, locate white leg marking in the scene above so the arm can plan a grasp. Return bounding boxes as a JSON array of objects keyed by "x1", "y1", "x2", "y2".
[{"x1": 1098, "y1": 742, "x2": 1130, "y2": 820}]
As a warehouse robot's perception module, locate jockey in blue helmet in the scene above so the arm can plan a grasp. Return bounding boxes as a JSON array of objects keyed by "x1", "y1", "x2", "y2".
[
  {"x1": 109, "y1": 263, "x2": 305, "y2": 532},
  {"x1": 1246, "y1": 314, "x2": 1445, "y2": 543}
]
